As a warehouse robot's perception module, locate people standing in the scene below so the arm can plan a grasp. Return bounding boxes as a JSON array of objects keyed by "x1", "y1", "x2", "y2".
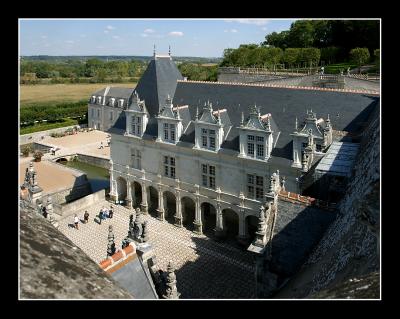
[
  {"x1": 74, "y1": 214, "x2": 79, "y2": 230},
  {"x1": 84, "y1": 211, "x2": 89, "y2": 224},
  {"x1": 109, "y1": 206, "x2": 114, "y2": 219}
]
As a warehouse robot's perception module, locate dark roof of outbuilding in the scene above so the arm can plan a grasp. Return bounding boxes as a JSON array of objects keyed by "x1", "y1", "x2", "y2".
[
  {"x1": 135, "y1": 56, "x2": 183, "y2": 117},
  {"x1": 172, "y1": 81, "x2": 379, "y2": 159}
]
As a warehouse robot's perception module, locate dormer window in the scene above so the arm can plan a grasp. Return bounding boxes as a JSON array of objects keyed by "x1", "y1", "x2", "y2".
[
  {"x1": 97, "y1": 96, "x2": 102, "y2": 104},
  {"x1": 201, "y1": 129, "x2": 215, "y2": 150},
  {"x1": 118, "y1": 99, "x2": 124, "y2": 107},
  {"x1": 125, "y1": 92, "x2": 148, "y2": 138},
  {"x1": 91, "y1": 96, "x2": 96, "y2": 103},
  {"x1": 156, "y1": 95, "x2": 183, "y2": 144},
  {"x1": 194, "y1": 101, "x2": 229, "y2": 152},
  {"x1": 238, "y1": 105, "x2": 274, "y2": 161},
  {"x1": 109, "y1": 98, "x2": 115, "y2": 107}
]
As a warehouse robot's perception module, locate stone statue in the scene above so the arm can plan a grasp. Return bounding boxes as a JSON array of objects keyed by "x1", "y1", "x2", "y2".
[
  {"x1": 133, "y1": 209, "x2": 143, "y2": 240},
  {"x1": 107, "y1": 225, "x2": 116, "y2": 257},
  {"x1": 128, "y1": 214, "x2": 135, "y2": 239},
  {"x1": 163, "y1": 261, "x2": 180, "y2": 299},
  {"x1": 347, "y1": 67, "x2": 350, "y2": 76},
  {"x1": 142, "y1": 220, "x2": 149, "y2": 243}
]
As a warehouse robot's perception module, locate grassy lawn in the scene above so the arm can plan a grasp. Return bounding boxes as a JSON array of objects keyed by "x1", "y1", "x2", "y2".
[
  {"x1": 20, "y1": 118, "x2": 79, "y2": 135},
  {"x1": 324, "y1": 63, "x2": 357, "y2": 74},
  {"x1": 20, "y1": 82, "x2": 136, "y2": 106}
]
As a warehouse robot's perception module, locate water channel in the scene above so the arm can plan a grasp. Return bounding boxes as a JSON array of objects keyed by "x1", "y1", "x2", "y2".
[{"x1": 63, "y1": 160, "x2": 110, "y2": 193}]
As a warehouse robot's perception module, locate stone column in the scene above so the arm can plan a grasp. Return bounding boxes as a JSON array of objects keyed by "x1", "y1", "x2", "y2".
[
  {"x1": 157, "y1": 186, "x2": 165, "y2": 221},
  {"x1": 174, "y1": 189, "x2": 183, "y2": 228},
  {"x1": 214, "y1": 202, "x2": 226, "y2": 239},
  {"x1": 126, "y1": 180, "x2": 132, "y2": 209},
  {"x1": 109, "y1": 160, "x2": 117, "y2": 201},
  {"x1": 237, "y1": 208, "x2": 249, "y2": 246},
  {"x1": 141, "y1": 182, "x2": 148, "y2": 213},
  {"x1": 193, "y1": 195, "x2": 203, "y2": 235}
]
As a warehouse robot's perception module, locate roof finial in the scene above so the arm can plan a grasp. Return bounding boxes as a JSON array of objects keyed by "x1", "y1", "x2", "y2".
[
  {"x1": 153, "y1": 44, "x2": 156, "y2": 57},
  {"x1": 217, "y1": 109, "x2": 221, "y2": 124},
  {"x1": 295, "y1": 117, "x2": 298, "y2": 130},
  {"x1": 241, "y1": 111, "x2": 244, "y2": 125},
  {"x1": 196, "y1": 106, "x2": 199, "y2": 120},
  {"x1": 266, "y1": 116, "x2": 271, "y2": 131},
  {"x1": 169, "y1": 45, "x2": 171, "y2": 56}
]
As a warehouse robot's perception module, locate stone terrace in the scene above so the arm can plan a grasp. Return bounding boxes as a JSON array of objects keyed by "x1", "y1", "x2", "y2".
[{"x1": 58, "y1": 200, "x2": 256, "y2": 299}]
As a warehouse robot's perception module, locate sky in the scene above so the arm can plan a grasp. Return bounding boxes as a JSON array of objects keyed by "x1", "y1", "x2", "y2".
[{"x1": 19, "y1": 19, "x2": 296, "y2": 58}]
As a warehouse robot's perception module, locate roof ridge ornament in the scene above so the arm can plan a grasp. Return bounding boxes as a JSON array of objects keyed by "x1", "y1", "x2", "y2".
[{"x1": 153, "y1": 44, "x2": 156, "y2": 57}]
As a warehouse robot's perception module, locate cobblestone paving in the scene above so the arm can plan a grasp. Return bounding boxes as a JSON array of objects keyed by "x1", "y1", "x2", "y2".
[{"x1": 58, "y1": 200, "x2": 256, "y2": 299}]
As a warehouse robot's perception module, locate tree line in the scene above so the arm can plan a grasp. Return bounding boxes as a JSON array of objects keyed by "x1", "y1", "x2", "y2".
[
  {"x1": 220, "y1": 20, "x2": 379, "y2": 70},
  {"x1": 20, "y1": 59, "x2": 147, "y2": 84}
]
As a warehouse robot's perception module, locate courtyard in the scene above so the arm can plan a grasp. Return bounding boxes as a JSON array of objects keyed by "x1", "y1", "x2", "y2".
[{"x1": 58, "y1": 200, "x2": 256, "y2": 299}]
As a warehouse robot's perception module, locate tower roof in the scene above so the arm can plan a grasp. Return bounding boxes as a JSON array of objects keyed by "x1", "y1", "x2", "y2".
[{"x1": 134, "y1": 55, "x2": 183, "y2": 117}]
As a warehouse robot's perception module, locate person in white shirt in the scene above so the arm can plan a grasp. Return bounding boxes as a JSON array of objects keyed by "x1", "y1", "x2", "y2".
[{"x1": 74, "y1": 214, "x2": 79, "y2": 230}]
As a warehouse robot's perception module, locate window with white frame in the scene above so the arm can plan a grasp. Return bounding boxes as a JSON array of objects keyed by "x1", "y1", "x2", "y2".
[
  {"x1": 201, "y1": 128, "x2": 216, "y2": 150},
  {"x1": 163, "y1": 123, "x2": 176, "y2": 143},
  {"x1": 131, "y1": 149, "x2": 141, "y2": 169},
  {"x1": 163, "y1": 156, "x2": 176, "y2": 178},
  {"x1": 201, "y1": 164, "x2": 216, "y2": 189},
  {"x1": 247, "y1": 174, "x2": 264, "y2": 200},
  {"x1": 247, "y1": 135, "x2": 265, "y2": 159},
  {"x1": 131, "y1": 116, "x2": 142, "y2": 136}
]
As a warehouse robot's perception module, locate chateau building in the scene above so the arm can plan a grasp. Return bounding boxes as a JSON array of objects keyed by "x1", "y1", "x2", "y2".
[{"x1": 88, "y1": 51, "x2": 379, "y2": 244}]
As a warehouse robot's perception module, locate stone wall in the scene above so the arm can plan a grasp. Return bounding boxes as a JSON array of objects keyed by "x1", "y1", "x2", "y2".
[
  {"x1": 77, "y1": 153, "x2": 111, "y2": 169},
  {"x1": 20, "y1": 125, "x2": 79, "y2": 146},
  {"x1": 52, "y1": 189, "x2": 105, "y2": 219},
  {"x1": 274, "y1": 103, "x2": 380, "y2": 298}
]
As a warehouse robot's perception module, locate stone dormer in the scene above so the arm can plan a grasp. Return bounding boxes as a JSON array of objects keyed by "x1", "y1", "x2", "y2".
[
  {"x1": 125, "y1": 91, "x2": 149, "y2": 138},
  {"x1": 156, "y1": 95, "x2": 184, "y2": 144},
  {"x1": 291, "y1": 110, "x2": 332, "y2": 168},
  {"x1": 238, "y1": 105, "x2": 274, "y2": 161},
  {"x1": 193, "y1": 101, "x2": 226, "y2": 152}
]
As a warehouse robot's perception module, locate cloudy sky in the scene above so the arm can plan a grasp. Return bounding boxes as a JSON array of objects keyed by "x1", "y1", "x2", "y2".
[{"x1": 19, "y1": 19, "x2": 295, "y2": 57}]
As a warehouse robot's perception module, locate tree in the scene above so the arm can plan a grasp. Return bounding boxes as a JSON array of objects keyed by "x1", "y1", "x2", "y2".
[
  {"x1": 263, "y1": 31, "x2": 289, "y2": 49},
  {"x1": 350, "y1": 47, "x2": 370, "y2": 73},
  {"x1": 287, "y1": 20, "x2": 315, "y2": 48},
  {"x1": 320, "y1": 46, "x2": 340, "y2": 65},
  {"x1": 374, "y1": 49, "x2": 380, "y2": 71},
  {"x1": 283, "y1": 48, "x2": 300, "y2": 68}
]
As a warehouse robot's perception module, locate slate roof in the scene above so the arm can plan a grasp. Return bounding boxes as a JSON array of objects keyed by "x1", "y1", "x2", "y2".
[
  {"x1": 135, "y1": 56, "x2": 183, "y2": 117},
  {"x1": 92, "y1": 87, "x2": 135, "y2": 107},
  {"x1": 110, "y1": 255, "x2": 158, "y2": 299},
  {"x1": 172, "y1": 81, "x2": 379, "y2": 159}
]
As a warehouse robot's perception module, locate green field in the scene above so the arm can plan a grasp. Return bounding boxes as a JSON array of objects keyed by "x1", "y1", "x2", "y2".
[
  {"x1": 20, "y1": 118, "x2": 79, "y2": 135},
  {"x1": 20, "y1": 82, "x2": 135, "y2": 106}
]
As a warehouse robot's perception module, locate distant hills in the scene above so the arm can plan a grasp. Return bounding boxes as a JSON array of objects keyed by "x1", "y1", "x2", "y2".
[{"x1": 20, "y1": 55, "x2": 222, "y2": 64}]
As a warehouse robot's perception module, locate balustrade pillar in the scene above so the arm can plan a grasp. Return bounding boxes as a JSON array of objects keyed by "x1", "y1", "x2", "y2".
[
  {"x1": 237, "y1": 210, "x2": 249, "y2": 246},
  {"x1": 214, "y1": 203, "x2": 226, "y2": 239}
]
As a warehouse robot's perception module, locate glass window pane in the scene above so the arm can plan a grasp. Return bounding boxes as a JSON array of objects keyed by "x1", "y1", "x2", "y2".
[
  {"x1": 202, "y1": 175, "x2": 208, "y2": 186},
  {"x1": 209, "y1": 166, "x2": 215, "y2": 176},
  {"x1": 171, "y1": 130, "x2": 175, "y2": 141},
  {"x1": 164, "y1": 165, "x2": 169, "y2": 176},
  {"x1": 248, "y1": 135, "x2": 254, "y2": 141},
  {"x1": 137, "y1": 117, "x2": 141, "y2": 123},
  {"x1": 209, "y1": 177, "x2": 215, "y2": 189},
  {"x1": 209, "y1": 137, "x2": 215, "y2": 149},
  {"x1": 170, "y1": 167, "x2": 175, "y2": 178},
  {"x1": 164, "y1": 123, "x2": 169, "y2": 129},
  {"x1": 256, "y1": 136, "x2": 264, "y2": 142},
  {"x1": 202, "y1": 136, "x2": 207, "y2": 147},
  {"x1": 202, "y1": 128, "x2": 207, "y2": 134},
  {"x1": 248, "y1": 143, "x2": 254, "y2": 155},
  {"x1": 164, "y1": 130, "x2": 168, "y2": 140},
  {"x1": 257, "y1": 144, "x2": 264, "y2": 157},
  {"x1": 164, "y1": 156, "x2": 169, "y2": 164},
  {"x1": 170, "y1": 157, "x2": 175, "y2": 166},
  {"x1": 248, "y1": 186, "x2": 254, "y2": 198},
  {"x1": 248, "y1": 174, "x2": 254, "y2": 184},
  {"x1": 256, "y1": 176, "x2": 263, "y2": 186},
  {"x1": 202, "y1": 164, "x2": 207, "y2": 174},
  {"x1": 209, "y1": 130, "x2": 215, "y2": 135}
]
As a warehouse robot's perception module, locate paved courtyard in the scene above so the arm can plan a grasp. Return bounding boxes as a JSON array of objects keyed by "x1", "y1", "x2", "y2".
[{"x1": 58, "y1": 200, "x2": 256, "y2": 299}]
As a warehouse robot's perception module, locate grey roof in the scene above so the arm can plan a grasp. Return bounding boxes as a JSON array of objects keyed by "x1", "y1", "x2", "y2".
[
  {"x1": 93, "y1": 87, "x2": 135, "y2": 107},
  {"x1": 173, "y1": 81, "x2": 379, "y2": 159},
  {"x1": 111, "y1": 255, "x2": 158, "y2": 299},
  {"x1": 315, "y1": 141, "x2": 360, "y2": 177},
  {"x1": 135, "y1": 56, "x2": 183, "y2": 117},
  {"x1": 269, "y1": 202, "x2": 337, "y2": 277}
]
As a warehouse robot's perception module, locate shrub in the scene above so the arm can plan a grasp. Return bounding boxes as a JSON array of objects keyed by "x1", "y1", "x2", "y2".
[
  {"x1": 33, "y1": 150, "x2": 43, "y2": 161},
  {"x1": 21, "y1": 145, "x2": 32, "y2": 157}
]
